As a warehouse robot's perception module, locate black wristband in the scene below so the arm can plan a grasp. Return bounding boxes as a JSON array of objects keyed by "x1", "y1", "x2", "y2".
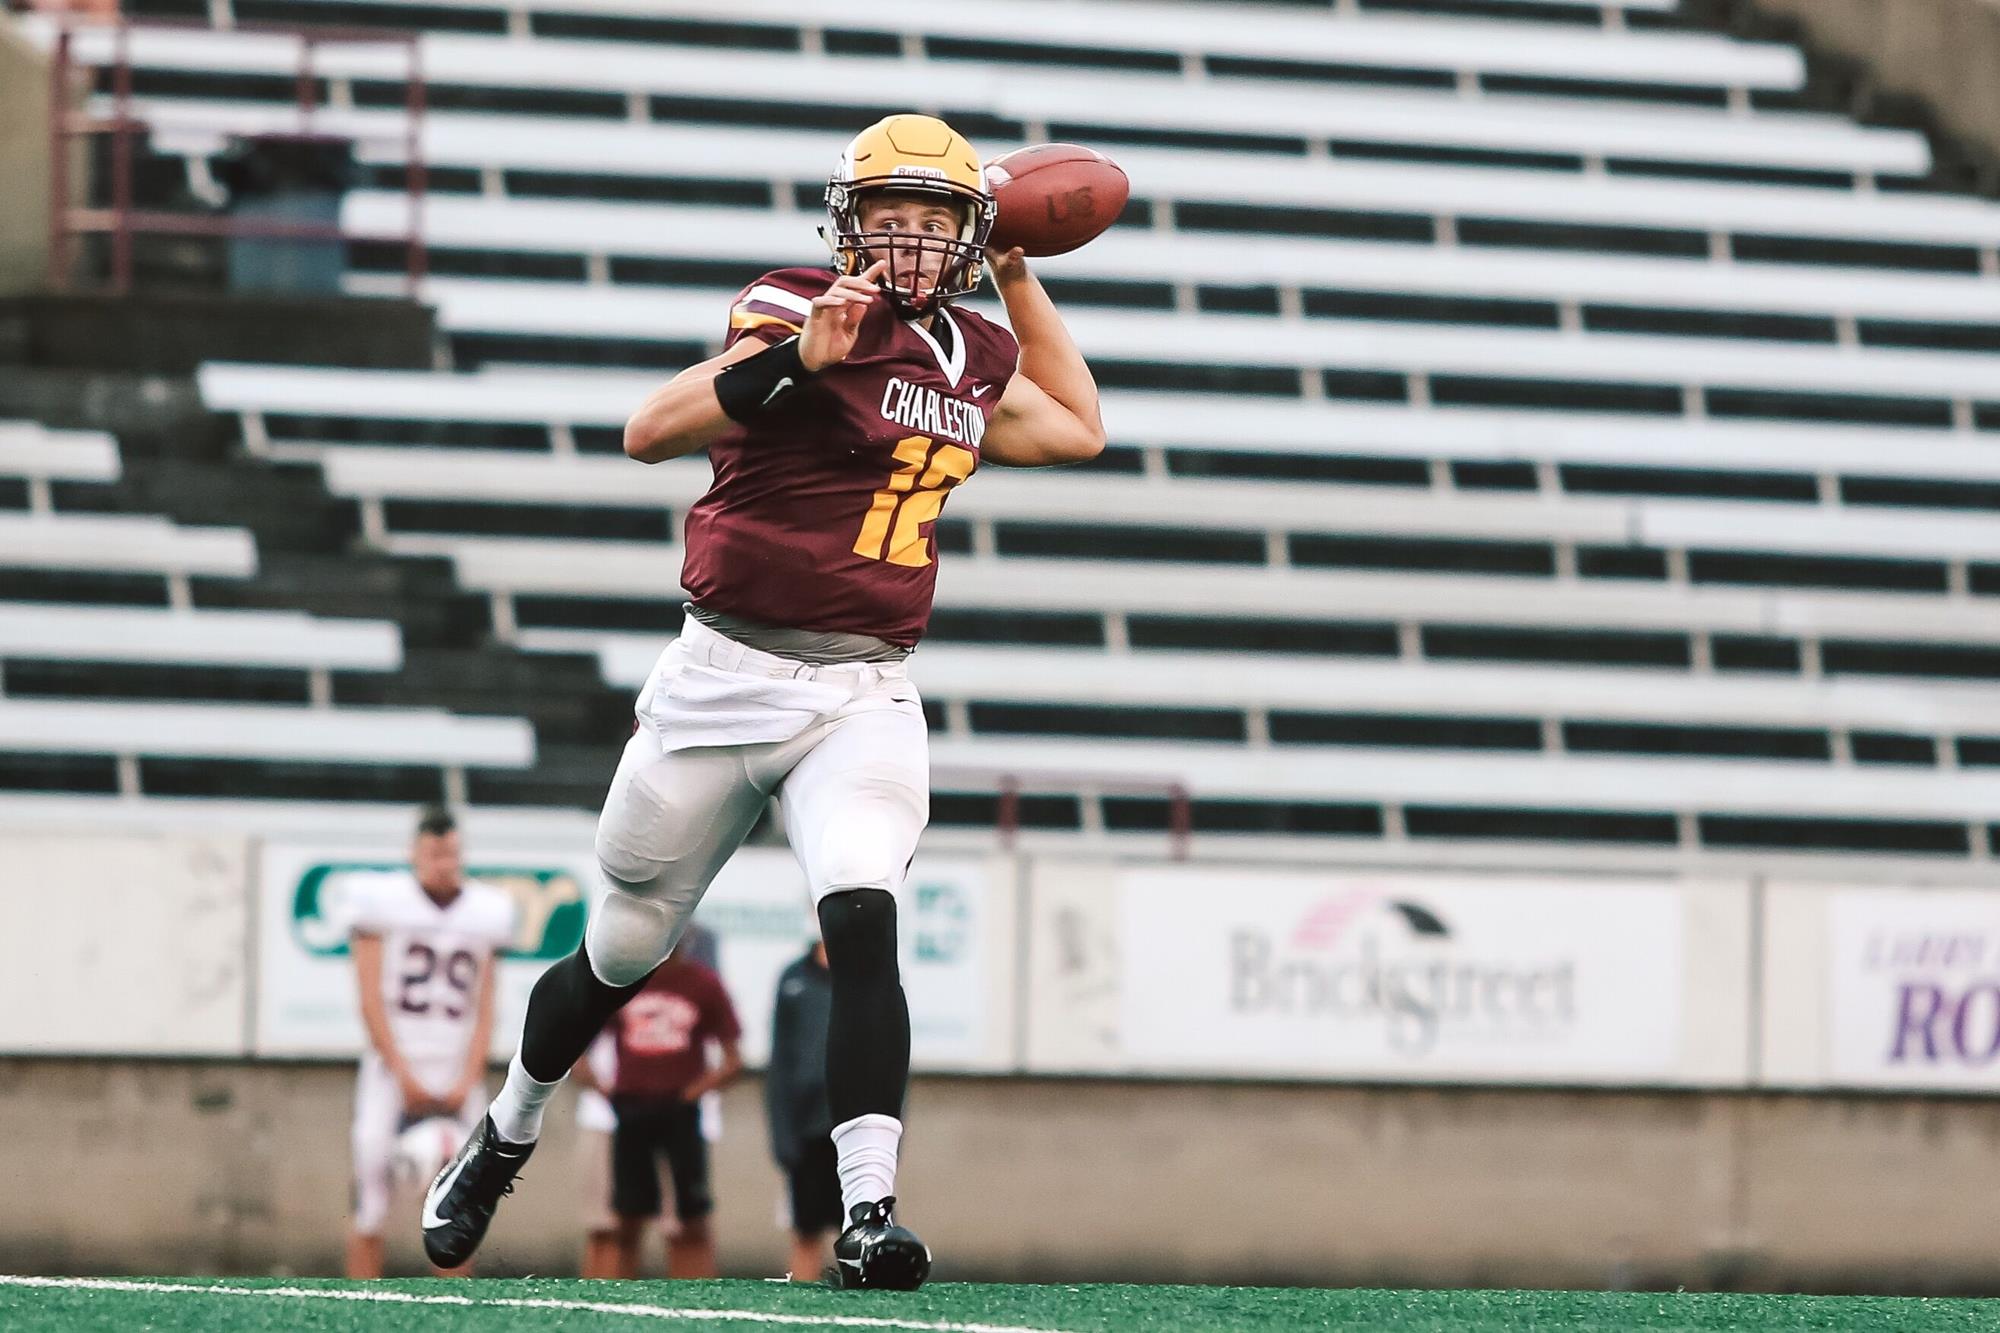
[{"x1": 713, "y1": 336, "x2": 813, "y2": 424}]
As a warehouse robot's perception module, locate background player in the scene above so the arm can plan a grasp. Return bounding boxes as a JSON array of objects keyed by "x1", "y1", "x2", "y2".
[
  {"x1": 766, "y1": 936, "x2": 839, "y2": 1281},
  {"x1": 345, "y1": 806, "x2": 514, "y2": 1278},
  {"x1": 424, "y1": 112, "x2": 1104, "y2": 1290}
]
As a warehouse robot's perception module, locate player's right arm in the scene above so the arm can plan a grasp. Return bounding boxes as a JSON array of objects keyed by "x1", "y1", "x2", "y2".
[
  {"x1": 352, "y1": 930, "x2": 442, "y2": 1116},
  {"x1": 620, "y1": 340, "x2": 768, "y2": 464},
  {"x1": 621, "y1": 262, "x2": 889, "y2": 464}
]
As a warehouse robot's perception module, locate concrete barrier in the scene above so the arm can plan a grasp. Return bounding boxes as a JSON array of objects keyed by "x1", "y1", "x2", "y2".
[{"x1": 5, "y1": 1058, "x2": 2000, "y2": 1291}]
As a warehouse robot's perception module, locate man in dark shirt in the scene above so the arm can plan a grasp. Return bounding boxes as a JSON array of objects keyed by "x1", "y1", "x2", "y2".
[
  {"x1": 606, "y1": 940, "x2": 742, "y2": 1278},
  {"x1": 766, "y1": 939, "x2": 840, "y2": 1280},
  {"x1": 572, "y1": 925, "x2": 721, "y2": 1278}
]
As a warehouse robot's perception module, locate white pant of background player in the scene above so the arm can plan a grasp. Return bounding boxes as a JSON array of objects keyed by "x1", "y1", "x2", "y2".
[{"x1": 588, "y1": 615, "x2": 929, "y2": 985}]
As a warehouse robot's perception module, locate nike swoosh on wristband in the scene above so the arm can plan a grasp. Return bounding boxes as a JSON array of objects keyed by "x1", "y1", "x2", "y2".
[
  {"x1": 763, "y1": 377, "x2": 795, "y2": 405},
  {"x1": 420, "y1": 1153, "x2": 471, "y2": 1230}
]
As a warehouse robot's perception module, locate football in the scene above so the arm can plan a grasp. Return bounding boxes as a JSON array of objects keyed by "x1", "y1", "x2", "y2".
[
  {"x1": 984, "y1": 144, "x2": 1129, "y2": 257},
  {"x1": 391, "y1": 1116, "x2": 462, "y2": 1188}
]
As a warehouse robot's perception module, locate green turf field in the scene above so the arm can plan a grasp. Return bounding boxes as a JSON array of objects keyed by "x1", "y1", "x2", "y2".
[{"x1": 2, "y1": 1275, "x2": 1995, "y2": 1332}]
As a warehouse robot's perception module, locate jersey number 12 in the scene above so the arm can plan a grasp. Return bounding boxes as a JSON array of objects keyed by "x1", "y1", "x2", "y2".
[{"x1": 852, "y1": 435, "x2": 976, "y2": 568}]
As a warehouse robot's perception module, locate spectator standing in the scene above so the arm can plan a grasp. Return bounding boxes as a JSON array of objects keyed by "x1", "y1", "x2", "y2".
[
  {"x1": 766, "y1": 939, "x2": 841, "y2": 1281},
  {"x1": 607, "y1": 936, "x2": 743, "y2": 1277}
]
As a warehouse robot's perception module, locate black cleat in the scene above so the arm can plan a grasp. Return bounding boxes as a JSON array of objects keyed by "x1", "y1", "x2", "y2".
[
  {"x1": 421, "y1": 1114, "x2": 533, "y2": 1269},
  {"x1": 831, "y1": 1197, "x2": 931, "y2": 1291}
]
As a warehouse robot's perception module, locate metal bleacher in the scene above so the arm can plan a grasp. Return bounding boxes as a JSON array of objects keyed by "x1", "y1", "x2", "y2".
[
  {"x1": 23, "y1": 0, "x2": 2000, "y2": 865},
  {"x1": 0, "y1": 420, "x2": 532, "y2": 800}
]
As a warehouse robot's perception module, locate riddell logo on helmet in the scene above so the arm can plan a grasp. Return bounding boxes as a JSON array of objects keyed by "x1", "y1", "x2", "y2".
[{"x1": 891, "y1": 166, "x2": 950, "y2": 179}]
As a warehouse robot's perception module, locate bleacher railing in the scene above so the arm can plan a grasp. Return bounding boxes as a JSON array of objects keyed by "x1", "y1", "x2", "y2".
[
  {"x1": 938, "y1": 768, "x2": 1191, "y2": 861},
  {"x1": 44, "y1": 14, "x2": 428, "y2": 296}
]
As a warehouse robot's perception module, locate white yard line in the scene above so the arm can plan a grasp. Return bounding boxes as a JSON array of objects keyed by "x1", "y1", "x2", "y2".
[{"x1": 0, "y1": 1275, "x2": 1080, "y2": 1333}]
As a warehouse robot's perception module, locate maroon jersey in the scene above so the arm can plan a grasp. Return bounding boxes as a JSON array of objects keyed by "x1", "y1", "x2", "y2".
[
  {"x1": 679, "y1": 267, "x2": 1021, "y2": 646},
  {"x1": 609, "y1": 958, "x2": 742, "y2": 1101}
]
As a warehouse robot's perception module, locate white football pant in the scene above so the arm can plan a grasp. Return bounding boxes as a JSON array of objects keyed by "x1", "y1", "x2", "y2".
[{"x1": 588, "y1": 617, "x2": 929, "y2": 987}]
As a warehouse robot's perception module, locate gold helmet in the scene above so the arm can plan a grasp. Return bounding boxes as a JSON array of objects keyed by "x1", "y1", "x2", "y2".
[{"x1": 822, "y1": 114, "x2": 996, "y2": 318}]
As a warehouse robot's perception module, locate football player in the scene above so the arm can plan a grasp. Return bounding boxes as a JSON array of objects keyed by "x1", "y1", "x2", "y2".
[
  {"x1": 424, "y1": 113, "x2": 1104, "y2": 1290},
  {"x1": 347, "y1": 805, "x2": 515, "y2": 1278}
]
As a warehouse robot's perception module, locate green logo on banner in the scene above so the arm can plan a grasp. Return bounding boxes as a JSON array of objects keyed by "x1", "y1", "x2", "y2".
[
  {"x1": 290, "y1": 863, "x2": 587, "y2": 960},
  {"x1": 913, "y1": 880, "x2": 970, "y2": 965}
]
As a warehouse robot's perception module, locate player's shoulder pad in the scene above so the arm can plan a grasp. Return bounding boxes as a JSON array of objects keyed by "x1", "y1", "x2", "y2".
[
  {"x1": 462, "y1": 878, "x2": 519, "y2": 942},
  {"x1": 948, "y1": 304, "x2": 1022, "y2": 381},
  {"x1": 341, "y1": 870, "x2": 405, "y2": 933},
  {"x1": 729, "y1": 267, "x2": 834, "y2": 338},
  {"x1": 948, "y1": 302, "x2": 1016, "y2": 347}
]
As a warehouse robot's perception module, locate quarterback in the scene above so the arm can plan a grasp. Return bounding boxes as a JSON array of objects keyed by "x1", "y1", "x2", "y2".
[{"x1": 424, "y1": 113, "x2": 1104, "y2": 1289}]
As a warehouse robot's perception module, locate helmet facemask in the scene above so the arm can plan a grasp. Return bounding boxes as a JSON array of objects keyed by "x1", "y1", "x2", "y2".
[{"x1": 823, "y1": 178, "x2": 996, "y2": 319}]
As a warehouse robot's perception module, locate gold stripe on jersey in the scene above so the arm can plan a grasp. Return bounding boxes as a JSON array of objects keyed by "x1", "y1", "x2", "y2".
[{"x1": 729, "y1": 309, "x2": 805, "y2": 335}]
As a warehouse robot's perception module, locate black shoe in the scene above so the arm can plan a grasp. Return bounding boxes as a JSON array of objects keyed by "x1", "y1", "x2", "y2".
[
  {"x1": 421, "y1": 1114, "x2": 534, "y2": 1269},
  {"x1": 831, "y1": 1197, "x2": 931, "y2": 1291}
]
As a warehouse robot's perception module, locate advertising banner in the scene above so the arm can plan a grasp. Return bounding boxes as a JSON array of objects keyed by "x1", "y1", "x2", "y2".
[
  {"x1": 1026, "y1": 862, "x2": 1745, "y2": 1084},
  {"x1": 698, "y1": 847, "x2": 1015, "y2": 1071},
  {"x1": 0, "y1": 831, "x2": 250, "y2": 1055},
  {"x1": 1825, "y1": 888, "x2": 2000, "y2": 1090},
  {"x1": 256, "y1": 838, "x2": 1014, "y2": 1070}
]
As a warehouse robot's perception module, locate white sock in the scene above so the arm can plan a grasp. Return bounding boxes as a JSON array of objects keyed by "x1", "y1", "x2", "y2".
[
  {"x1": 487, "y1": 1055, "x2": 562, "y2": 1145},
  {"x1": 831, "y1": 1113, "x2": 903, "y2": 1219}
]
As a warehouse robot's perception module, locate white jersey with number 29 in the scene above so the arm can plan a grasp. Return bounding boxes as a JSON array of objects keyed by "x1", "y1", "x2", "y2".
[{"x1": 343, "y1": 871, "x2": 516, "y2": 1080}]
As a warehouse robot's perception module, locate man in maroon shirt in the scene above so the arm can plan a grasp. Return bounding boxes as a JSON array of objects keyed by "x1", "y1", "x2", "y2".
[
  {"x1": 598, "y1": 941, "x2": 742, "y2": 1279},
  {"x1": 427, "y1": 113, "x2": 1106, "y2": 1291}
]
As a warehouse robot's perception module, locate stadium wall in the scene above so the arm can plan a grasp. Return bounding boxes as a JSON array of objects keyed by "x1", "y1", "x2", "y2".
[
  {"x1": 9, "y1": 818, "x2": 2000, "y2": 1288},
  {"x1": 1752, "y1": 0, "x2": 2000, "y2": 175},
  {"x1": 5, "y1": 1058, "x2": 2000, "y2": 1292}
]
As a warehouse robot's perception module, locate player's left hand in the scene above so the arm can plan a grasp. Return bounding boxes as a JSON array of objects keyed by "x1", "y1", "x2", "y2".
[{"x1": 985, "y1": 245, "x2": 1029, "y2": 285}]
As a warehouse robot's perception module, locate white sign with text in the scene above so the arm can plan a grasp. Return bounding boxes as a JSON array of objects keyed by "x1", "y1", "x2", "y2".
[
  {"x1": 1828, "y1": 889, "x2": 2000, "y2": 1089},
  {"x1": 698, "y1": 847, "x2": 1011, "y2": 1071},
  {"x1": 1114, "y1": 866, "x2": 1685, "y2": 1081}
]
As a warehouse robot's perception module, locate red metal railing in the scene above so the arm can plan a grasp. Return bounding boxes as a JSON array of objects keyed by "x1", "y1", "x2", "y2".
[
  {"x1": 45, "y1": 14, "x2": 427, "y2": 295},
  {"x1": 942, "y1": 768, "x2": 1192, "y2": 861}
]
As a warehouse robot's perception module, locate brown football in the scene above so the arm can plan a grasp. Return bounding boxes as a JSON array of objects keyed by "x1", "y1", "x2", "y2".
[{"x1": 984, "y1": 144, "x2": 1129, "y2": 257}]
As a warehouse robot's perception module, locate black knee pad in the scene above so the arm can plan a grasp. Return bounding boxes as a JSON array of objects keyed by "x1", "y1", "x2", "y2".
[{"x1": 817, "y1": 888, "x2": 899, "y2": 978}]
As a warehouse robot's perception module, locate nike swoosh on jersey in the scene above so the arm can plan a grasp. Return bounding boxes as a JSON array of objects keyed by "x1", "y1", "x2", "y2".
[{"x1": 971, "y1": 383, "x2": 993, "y2": 398}]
